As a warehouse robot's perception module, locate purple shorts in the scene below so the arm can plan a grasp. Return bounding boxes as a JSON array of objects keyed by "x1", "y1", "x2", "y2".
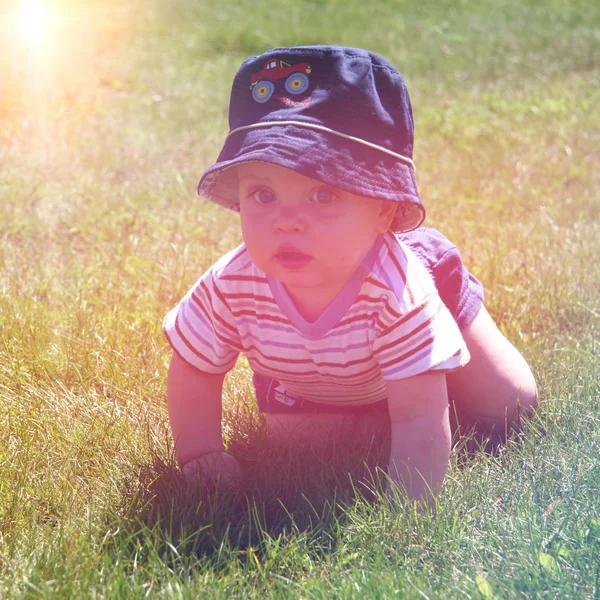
[{"x1": 254, "y1": 227, "x2": 484, "y2": 414}]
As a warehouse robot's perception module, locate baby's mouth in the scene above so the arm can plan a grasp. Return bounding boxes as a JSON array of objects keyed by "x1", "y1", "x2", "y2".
[{"x1": 274, "y1": 245, "x2": 313, "y2": 270}]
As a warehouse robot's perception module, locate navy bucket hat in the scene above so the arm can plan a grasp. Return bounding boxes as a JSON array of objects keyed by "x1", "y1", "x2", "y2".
[{"x1": 198, "y1": 45, "x2": 426, "y2": 233}]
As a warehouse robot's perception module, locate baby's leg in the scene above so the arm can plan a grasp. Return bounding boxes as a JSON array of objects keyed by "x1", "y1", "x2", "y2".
[{"x1": 447, "y1": 305, "x2": 538, "y2": 437}]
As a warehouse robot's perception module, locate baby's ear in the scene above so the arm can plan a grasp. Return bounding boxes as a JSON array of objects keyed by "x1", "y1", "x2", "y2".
[{"x1": 376, "y1": 201, "x2": 397, "y2": 232}]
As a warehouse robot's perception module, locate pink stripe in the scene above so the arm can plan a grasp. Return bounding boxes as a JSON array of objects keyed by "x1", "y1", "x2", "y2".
[
  {"x1": 187, "y1": 298, "x2": 239, "y2": 347},
  {"x1": 250, "y1": 357, "x2": 381, "y2": 383},
  {"x1": 381, "y1": 346, "x2": 433, "y2": 378},
  {"x1": 171, "y1": 311, "x2": 222, "y2": 369},
  {"x1": 284, "y1": 384, "x2": 387, "y2": 403},
  {"x1": 376, "y1": 328, "x2": 432, "y2": 363},
  {"x1": 244, "y1": 344, "x2": 376, "y2": 369},
  {"x1": 180, "y1": 308, "x2": 236, "y2": 361},
  {"x1": 240, "y1": 335, "x2": 371, "y2": 354},
  {"x1": 236, "y1": 318, "x2": 375, "y2": 341}
]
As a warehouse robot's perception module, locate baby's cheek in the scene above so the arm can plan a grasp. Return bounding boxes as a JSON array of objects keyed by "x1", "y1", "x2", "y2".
[
  {"x1": 240, "y1": 213, "x2": 262, "y2": 243},
  {"x1": 321, "y1": 244, "x2": 356, "y2": 273},
  {"x1": 244, "y1": 230, "x2": 265, "y2": 253}
]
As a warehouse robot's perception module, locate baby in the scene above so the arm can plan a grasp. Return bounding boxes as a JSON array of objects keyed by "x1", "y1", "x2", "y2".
[{"x1": 163, "y1": 46, "x2": 538, "y2": 503}]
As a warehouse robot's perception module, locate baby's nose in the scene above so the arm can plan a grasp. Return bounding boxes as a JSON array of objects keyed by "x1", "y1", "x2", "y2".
[{"x1": 274, "y1": 204, "x2": 305, "y2": 233}]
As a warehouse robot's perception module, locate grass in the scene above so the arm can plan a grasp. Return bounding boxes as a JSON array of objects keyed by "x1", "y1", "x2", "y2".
[{"x1": 1, "y1": 0, "x2": 599, "y2": 597}]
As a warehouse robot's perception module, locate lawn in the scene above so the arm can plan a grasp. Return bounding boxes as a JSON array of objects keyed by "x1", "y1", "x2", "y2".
[{"x1": 1, "y1": 0, "x2": 599, "y2": 597}]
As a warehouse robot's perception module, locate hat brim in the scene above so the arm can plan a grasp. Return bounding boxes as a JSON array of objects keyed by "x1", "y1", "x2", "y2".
[{"x1": 198, "y1": 123, "x2": 425, "y2": 233}]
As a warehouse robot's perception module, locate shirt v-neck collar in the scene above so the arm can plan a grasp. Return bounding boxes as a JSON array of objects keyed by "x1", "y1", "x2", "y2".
[{"x1": 266, "y1": 235, "x2": 384, "y2": 340}]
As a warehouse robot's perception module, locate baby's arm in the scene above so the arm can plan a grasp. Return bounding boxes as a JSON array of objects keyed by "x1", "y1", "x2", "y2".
[
  {"x1": 167, "y1": 352, "x2": 242, "y2": 484},
  {"x1": 386, "y1": 372, "x2": 451, "y2": 505}
]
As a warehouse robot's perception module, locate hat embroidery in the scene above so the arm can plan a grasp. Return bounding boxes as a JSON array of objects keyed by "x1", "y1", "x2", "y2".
[
  {"x1": 276, "y1": 96, "x2": 311, "y2": 108},
  {"x1": 250, "y1": 59, "x2": 311, "y2": 104}
]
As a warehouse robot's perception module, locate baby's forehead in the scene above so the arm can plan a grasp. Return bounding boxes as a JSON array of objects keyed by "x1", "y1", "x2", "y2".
[
  {"x1": 236, "y1": 161, "x2": 298, "y2": 180},
  {"x1": 236, "y1": 161, "x2": 338, "y2": 193}
]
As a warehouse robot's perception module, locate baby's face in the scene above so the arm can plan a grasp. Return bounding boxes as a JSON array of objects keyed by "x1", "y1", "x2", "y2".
[{"x1": 237, "y1": 162, "x2": 394, "y2": 303}]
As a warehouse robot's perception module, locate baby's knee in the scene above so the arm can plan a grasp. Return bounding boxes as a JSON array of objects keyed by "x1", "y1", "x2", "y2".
[
  {"x1": 487, "y1": 359, "x2": 538, "y2": 427},
  {"x1": 513, "y1": 370, "x2": 538, "y2": 416},
  {"x1": 488, "y1": 363, "x2": 538, "y2": 434}
]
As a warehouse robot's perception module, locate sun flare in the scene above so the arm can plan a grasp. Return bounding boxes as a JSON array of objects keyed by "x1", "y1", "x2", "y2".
[{"x1": 16, "y1": 0, "x2": 58, "y2": 50}]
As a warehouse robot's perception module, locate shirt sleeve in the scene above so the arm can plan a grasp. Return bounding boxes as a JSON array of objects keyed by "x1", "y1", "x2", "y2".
[
  {"x1": 163, "y1": 268, "x2": 241, "y2": 374},
  {"x1": 398, "y1": 228, "x2": 484, "y2": 330},
  {"x1": 372, "y1": 291, "x2": 470, "y2": 381}
]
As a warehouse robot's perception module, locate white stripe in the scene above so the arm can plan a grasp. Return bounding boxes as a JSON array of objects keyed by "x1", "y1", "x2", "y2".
[{"x1": 226, "y1": 121, "x2": 416, "y2": 170}]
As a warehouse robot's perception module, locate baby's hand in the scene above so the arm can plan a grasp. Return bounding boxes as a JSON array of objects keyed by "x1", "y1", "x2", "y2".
[{"x1": 182, "y1": 451, "x2": 243, "y2": 488}]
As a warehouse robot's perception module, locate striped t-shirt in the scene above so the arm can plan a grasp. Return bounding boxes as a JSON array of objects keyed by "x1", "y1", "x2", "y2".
[{"x1": 163, "y1": 233, "x2": 469, "y2": 406}]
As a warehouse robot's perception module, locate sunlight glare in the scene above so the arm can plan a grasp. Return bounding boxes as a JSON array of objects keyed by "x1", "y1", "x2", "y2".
[{"x1": 16, "y1": 0, "x2": 58, "y2": 50}]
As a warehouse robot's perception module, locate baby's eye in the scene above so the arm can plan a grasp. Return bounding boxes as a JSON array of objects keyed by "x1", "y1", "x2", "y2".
[
  {"x1": 309, "y1": 187, "x2": 338, "y2": 205},
  {"x1": 249, "y1": 188, "x2": 276, "y2": 205}
]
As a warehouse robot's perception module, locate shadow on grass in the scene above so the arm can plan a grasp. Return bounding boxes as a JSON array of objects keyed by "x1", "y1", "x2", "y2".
[
  {"x1": 107, "y1": 410, "x2": 532, "y2": 569},
  {"x1": 112, "y1": 434, "x2": 391, "y2": 566},
  {"x1": 449, "y1": 398, "x2": 540, "y2": 467}
]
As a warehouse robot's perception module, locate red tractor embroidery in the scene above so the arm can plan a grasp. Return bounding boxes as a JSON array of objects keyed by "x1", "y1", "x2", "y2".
[{"x1": 250, "y1": 59, "x2": 311, "y2": 103}]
